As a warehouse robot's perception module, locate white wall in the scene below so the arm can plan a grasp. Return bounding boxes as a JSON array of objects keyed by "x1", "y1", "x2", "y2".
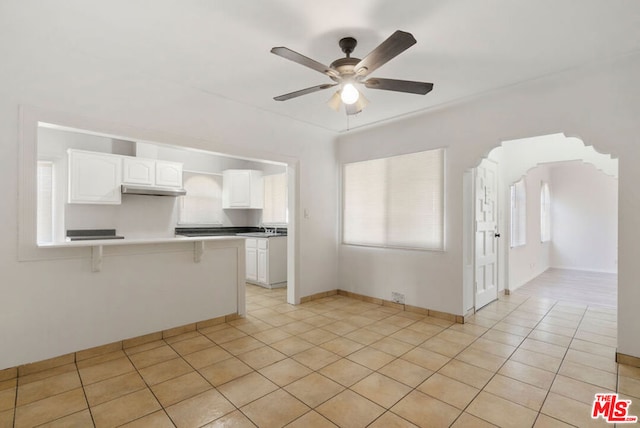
[
  {"x1": 508, "y1": 164, "x2": 552, "y2": 290},
  {"x1": 1, "y1": 50, "x2": 338, "y2": 371},
  {"x1": 550, "y1": 162, "x2": 618, "y2": 273},
  {"x1": 337, "y1": 53, "x2": 640, "y2": 359}
]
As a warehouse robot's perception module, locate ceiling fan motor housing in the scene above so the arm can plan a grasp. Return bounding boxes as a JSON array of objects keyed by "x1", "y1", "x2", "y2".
[
  {"x1": 339, "y1": 37, "x2": 357, "y2": 56},
  {"x1": 329, "y1": 37, "x2": 361, "y2": 81},
  {"x1": 329, "y1": 57, "x2": 360, "y2": 81}
]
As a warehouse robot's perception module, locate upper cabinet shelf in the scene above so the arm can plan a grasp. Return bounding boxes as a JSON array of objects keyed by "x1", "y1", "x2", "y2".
[{"x1": 222, "y1": 169, "x2": 264, "y2": 209}]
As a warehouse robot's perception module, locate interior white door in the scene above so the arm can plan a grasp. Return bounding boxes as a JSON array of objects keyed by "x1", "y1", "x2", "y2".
[{"x1": 475, "y1": 158, "x2": 499, "y2": 310}]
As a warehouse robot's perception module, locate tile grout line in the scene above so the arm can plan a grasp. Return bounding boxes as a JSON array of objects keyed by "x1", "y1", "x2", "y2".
[
  {"x1": 122, "y1": 340, "x2": 178, "y2": 428},
  {"x1": 528, "y1": 301, "x2": 589, "y2": 427},
  {"x1": 236, "y1": 296, "x2": 354, "y2": 425},
  {"x1": 12, "y1": 373, "x2": 17, "y2": 428},
  {"x1": 7, "y1": 283, "x2": 621, "y2": 428},
  {"x1": 264, "y1": 297, "x2": 433, "y2": 426},
  {"x1": 269, "y1": 297, "x2": 493, "y2": 426},
  {"x1": 443, "y1": 295, "x2": 540, "y2": 427},
  {"x1": 73, "y1": 359, "x2": 98, "y2": 428},
  {"x1": 446, "y1": 294, "x2": 583, "y2": 427}
]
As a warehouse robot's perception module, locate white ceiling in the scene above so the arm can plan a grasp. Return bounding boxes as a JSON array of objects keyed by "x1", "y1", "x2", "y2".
[{"x1": 3, "y1": 0, "x2": 640, "y2": 133}]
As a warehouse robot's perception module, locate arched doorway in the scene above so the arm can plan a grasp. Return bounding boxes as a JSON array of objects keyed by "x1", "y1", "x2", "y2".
[{"x1": 464, "y1": 133, "x2": 618, "y2": 312}]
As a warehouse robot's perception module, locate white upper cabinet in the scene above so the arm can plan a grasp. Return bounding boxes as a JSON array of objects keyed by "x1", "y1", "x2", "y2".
[
  {"x1": 122, "y1": 157, "x2": 155, "y2": 186},
  {"x1": 222, "y1": 170, "x2": 264, "y2": 209},
  {"x1": 122, "y1": 158, "x2": 183, "y2": 188},
  {"x1": 68, "y1": 149, "x2": 122, "y2": 204},
  {"x1": 155, "y1": 161, "x2": 183, "y2": 188},
  {"x1": 69, "y1": 150, "x2": 185, "y2": 205}
]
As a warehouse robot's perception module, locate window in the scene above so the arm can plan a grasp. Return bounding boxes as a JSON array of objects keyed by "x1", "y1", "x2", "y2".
[
  {"x1": 540, "y1": 181, "x2": 551, "y2": 242},
  {"x1": 37, "y1": 161, "x2": 54, "y2": 243},
  {"x1": 343, "y1": 148, "x2": 444, "y2": 250},
  {"x1": 510, "y1": 179, "x2": 526, "y2": 247},
  {"x1": 262, "y1": 173, "x2": 288, "y2": 225},
  {"x1": 179, "y1": 171, "x2": 223, "y2": 225}
]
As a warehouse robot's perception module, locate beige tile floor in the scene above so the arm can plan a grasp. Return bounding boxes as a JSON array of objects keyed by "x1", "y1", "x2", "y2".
[{"x1": 1, "y1": 273, "x2": 638, "y2": 427}]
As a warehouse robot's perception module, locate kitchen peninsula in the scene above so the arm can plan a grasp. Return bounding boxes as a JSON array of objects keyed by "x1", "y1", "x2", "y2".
[{"x1": 22, "y1": 123, "x2": 287, "y2": 369}]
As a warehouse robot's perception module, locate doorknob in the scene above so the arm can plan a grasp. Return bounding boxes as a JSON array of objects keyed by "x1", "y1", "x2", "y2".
[{"x1": 494, "y1": 233, "x2": 501, "y2": 238}]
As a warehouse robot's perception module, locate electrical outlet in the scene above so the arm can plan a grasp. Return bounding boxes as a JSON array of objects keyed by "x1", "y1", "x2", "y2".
[{"x1": 391, "y1": 292, "x2": 405, "y2": 304}]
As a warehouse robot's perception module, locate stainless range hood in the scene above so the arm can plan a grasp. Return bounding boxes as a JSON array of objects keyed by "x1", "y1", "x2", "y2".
[{"x1": 121, "y1": 184, "x2": 186, "y2": 197}]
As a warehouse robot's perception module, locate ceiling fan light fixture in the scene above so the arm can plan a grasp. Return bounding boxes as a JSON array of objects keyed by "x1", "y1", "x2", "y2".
[
  {"x1": 340, "y1": 83, "x2": 359, "y2": 105},
  {"x1": 327, "y1": 91, "x2": 342, "y2": 111}
]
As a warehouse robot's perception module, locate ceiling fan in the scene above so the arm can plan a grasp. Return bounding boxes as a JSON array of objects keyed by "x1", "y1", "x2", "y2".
[{"x1": 270, "y1": 30, "x2": 433, "y2": 115}]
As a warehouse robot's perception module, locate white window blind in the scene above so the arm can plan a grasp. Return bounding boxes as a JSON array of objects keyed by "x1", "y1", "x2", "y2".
[
  {"x1": 343, "y1": 148, "x2": 444, "y2": 250},
  {"x1": 179, "y1": 172, "x2": 223, "y2": 225},
  {"x1": 540, "y1": 181, "x2": 551, "y2": 242},
  {"x1": 510, "y1": 179, "x2": 527, "y2": 247},
  {"x1": 37, "y1": 161, "x2": 54, "y2": 243},
  {"x1": 262, "y1": 173, "x2": 288, "y2": 225}
]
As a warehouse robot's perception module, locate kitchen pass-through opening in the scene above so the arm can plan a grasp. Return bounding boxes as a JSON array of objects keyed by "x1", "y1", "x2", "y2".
[{"x1": 34, "y1": 120, "x2": 297, "y2": 307}]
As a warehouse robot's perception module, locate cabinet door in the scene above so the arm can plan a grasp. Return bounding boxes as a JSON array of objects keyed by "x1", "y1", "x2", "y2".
[
  {"x1": 246, "y1": 247, "x2": 258, "y2": 281},
  {"x1": 226, "y1": 170, "x2": 252, "y2": 207},
  {"x1": 223, "y1": 170, "x2": 264, "y2": 209},
  {"x1": 68, "y1": 150, "x2": 122, "y2": 204},
  {"x1": 155, "y1": 161, "x2": 183, "y2": 188},
  {"x1": 122, "y1": 157, "x2": 155, "y2": 185},
  {"x1": 257, "y1": 248, "x2": 268, "y2": 284},
  {"x1": 245, "y1": 238, "x2": 258, "y2": 281}
]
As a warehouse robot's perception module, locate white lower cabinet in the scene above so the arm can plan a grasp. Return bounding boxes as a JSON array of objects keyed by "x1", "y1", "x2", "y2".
[
  {"x1": 245, "y1": 237, "x2": 286, "y2": 288},
  {"x1": 246, "y1": 239, "x2": 258, "y2": 282},
  {"x1": 257, "y1": 244, "x2": 268, "y2": 284}
]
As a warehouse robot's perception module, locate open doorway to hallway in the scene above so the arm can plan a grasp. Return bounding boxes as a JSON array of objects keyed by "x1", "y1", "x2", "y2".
[
  {"x1": 464, "y1": 133, "x2": 618, "y2": 313},
  {"x1": 516, "y1": 268, "x2": 617, "y2": 309}
]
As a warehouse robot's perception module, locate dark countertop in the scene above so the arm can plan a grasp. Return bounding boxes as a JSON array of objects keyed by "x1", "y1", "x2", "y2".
[{"x1": 175, "y1": 226, "x2": 287, "y2": 237}]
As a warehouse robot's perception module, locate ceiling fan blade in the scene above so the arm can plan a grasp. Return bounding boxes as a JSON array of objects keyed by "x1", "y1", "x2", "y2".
[
  {"x1": 354, "y1": 30, "x2": 417, "y2": 77},
  {"x1": 274, "y1": 83, "x2": 337, "y2": 101},
  {"x1": 364, "y1": 78, "x2": 433, "y2": 95},
  {"x1": 271, "y1": 47, "x2": 339, "y2": 78}
]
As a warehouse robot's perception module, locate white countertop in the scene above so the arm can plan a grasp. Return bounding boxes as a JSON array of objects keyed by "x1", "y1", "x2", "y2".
[{"x1": 37, "y1": 235, "x2": 244, "y2": 248}]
